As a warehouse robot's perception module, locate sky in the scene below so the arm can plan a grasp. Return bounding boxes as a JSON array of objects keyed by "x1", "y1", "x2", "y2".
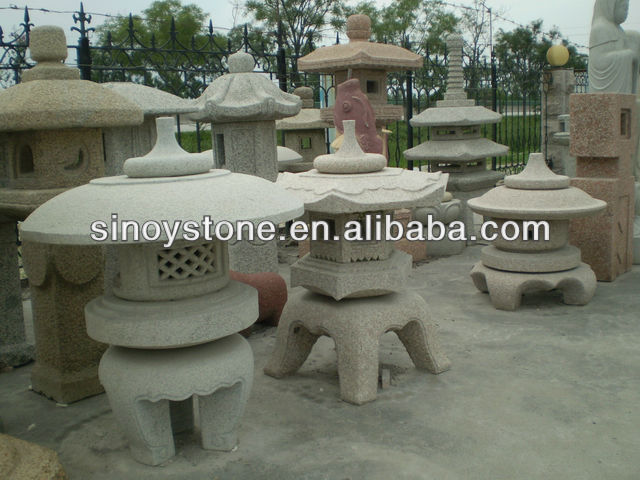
[{"x1": 2, "y1": 0, "x2": 640, "y2": 55}]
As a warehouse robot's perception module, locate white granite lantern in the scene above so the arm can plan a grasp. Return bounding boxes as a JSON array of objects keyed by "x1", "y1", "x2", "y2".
[
  {"x1": 0, "y1": 26, "x2": 143, "y2": 400},
  {"x1": 101, "y1": 82, "x2": 199, "y2": 176},
  {"x1": 404, "y1": 34, "x2": 507, "y2": 236},
  {"x1": 468, "y1": 153, "x2": 606, "y2": 310},
  {"x1": 265, "y1": 120, "x2": 451, "y2": 405},
  {"x1": 20, "y1": 117, "x2": 304, "y2": 465},
  {"x1": 191, "y1": 51, "x2": 301, "y2": 274}
]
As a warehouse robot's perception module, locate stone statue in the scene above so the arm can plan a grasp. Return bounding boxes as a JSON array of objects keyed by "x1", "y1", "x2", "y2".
[
  {"x1": 588, "y1": 0, "x2": 639, "y2": 94},
  {"x1": 334, "y1": 79, "x2": 383, "y2": 154}
]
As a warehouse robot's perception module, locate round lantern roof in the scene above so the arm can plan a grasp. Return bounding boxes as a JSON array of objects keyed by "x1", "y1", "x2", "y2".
[
  {"x1": 102, "y1": 83, "x2": 199, "y2": 117},
  {"x1": 0, "y1": 26, "x2": 143, "y2": 132},
  {"x1": 468, "y1": 154, "x2": 606, "y2": 220},
  {"x1": 20, "y1": 118, "x2": 305, "y2": 244}
]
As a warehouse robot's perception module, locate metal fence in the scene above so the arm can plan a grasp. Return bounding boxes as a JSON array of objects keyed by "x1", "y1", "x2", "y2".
[{"x1": 1, "y1": 4, "x2": 587, "y2": 174}]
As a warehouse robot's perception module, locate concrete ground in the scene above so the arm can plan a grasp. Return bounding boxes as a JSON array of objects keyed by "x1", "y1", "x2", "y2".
[{"x1": 1, "y1": 245, "x2": 639, "y2": 480}]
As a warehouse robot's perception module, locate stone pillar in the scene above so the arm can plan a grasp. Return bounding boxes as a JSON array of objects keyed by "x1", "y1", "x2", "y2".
[
  {"x1": 0, "y1": 221, "x2": 33, "y2": 367},
  {"x1": 568, "y1": 93, "x2": 636, "y2": 281},
  {"x1": 542, "y1": 68, "x2": 576, "y2": 176},
  {"x1": 22, "y1": 242, "x2": 106, "y2": 403}
]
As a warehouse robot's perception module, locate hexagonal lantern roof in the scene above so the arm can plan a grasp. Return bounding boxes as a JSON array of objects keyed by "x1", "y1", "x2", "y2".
[
  {"x1": 298, "y1": 15, "x2": 423, "y2": 73},
  {"x1": 20, "y1": 118, "x2": 305, "y2": 245},
  {"x1": 468, "y1": 154, "x2": 606, "y2": 220},
  {"x1": 102, "y1": 83, "x2": 199, "y2": 117},
  {"x1": 277, "y1": 120, "x2": 447, "y2": 214},
  {"x1": 190, "y1": 52, "x2": 301, "y2": 123},
  {"x1": 0, "y1": 26, "x2": 143, "y2": 132}
]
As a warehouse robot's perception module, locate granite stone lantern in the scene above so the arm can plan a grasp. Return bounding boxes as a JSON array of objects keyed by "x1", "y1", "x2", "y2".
[
  {"x1": 468, "y1": 153, "x2": 606, "y2": 311},
  {"x1": 298, "y1": 14, "x2": 422, "y2": 132},
  {"x1": 404, "y1": 34, "x2": 507, "y2": 236},
  {"x1": 265, "y1": 120, "x2": 451, "y2": 405},
  {"x1": 276, "y1": 86, "x2": 329, "y2": 172},
  {"x1": 0, "y1": 26, "x2": 143, "y2": 399},
  {"x1": 191, "y1": 51, "x2": 301, "y2": 274},
  {"x1": 101, "y1": 82, "x2": 199, "y2": 176},
  {"x1": 20, "y1": 117, "x2": 304, "y2": 466}
]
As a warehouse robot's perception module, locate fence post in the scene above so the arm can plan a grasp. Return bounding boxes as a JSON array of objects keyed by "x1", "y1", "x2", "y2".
[
  {"x1": 276, "y1": 20, "x2": 287, "y2": 91},
  {"x1": 406, "y1": 69, "x2": 414, "y2": 171},
  {"x1": 490, "y1": 48, "x2": 498, "y2": 170},
  {"x1": 72, "y1": 2, "x2": 94, "y2": 80}
]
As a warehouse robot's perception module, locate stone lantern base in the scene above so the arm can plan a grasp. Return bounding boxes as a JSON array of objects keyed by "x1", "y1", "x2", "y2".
[
  {"x1": 264, "y1": 289, "x2": 451, "y2": 405},
  {"x1": 470, "y1": 262, "x2": 597, "y2": 311},
  {"x1": 99, "y1": 334, "x2": 253, "y2": 466}
]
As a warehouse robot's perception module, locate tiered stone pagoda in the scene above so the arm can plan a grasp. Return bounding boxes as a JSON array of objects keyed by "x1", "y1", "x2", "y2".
[
  {"x1": 265, "y1": 120, "x2": 451, "y2": 405},
  {"x1": 21, "y1": 117, "x2": 304, "y2": 465},
  {"x1": 0, "y1": 26, "x2": 143, "y2": 401},
  {"x1": 298, "y1": 14, "x2": 422, "y2": 131},
  {"x1": 191, "y1": 52, "x2": 301, "y2": 274},
  {"x1": 404, "y1": 34, "x2": 507, "y2": 235},
  {"x1": 276, "y1": 86, "x2": 329, "y2": 172},
  {"x1": 468, "y1": 153, "x2": 606, "y2": 311}
]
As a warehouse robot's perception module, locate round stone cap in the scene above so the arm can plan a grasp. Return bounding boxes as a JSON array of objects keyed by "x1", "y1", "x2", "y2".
[
  {"x1": 124, "y1": 117, "x2": 212, "y2": 177},
  {"x1": 314, "y1": 120, "x2": 386, "y2": 174},
  {"x1": 347, "y1": 15, "x2": 371, "y2": 41},
  {"x1": 504, "y1": 153, "x2": 570, "y2": 190},
  {"x1": 228, "y1": 52, "x2": 254, "y2": 73},
  {"x1": 29, "y1": 26, "x2": 67, "y2": 62}
]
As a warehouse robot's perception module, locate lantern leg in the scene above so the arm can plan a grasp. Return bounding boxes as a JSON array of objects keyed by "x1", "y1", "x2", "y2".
[
  {"x1": 396, "y1": 319, "x2": 451, "y2": 374},
  {"x1": 333, "y1": 328, "x2": 380, "y2": 405},
  {"x1": 199, "y1": 381, "x2": 249, "y2": 451}
]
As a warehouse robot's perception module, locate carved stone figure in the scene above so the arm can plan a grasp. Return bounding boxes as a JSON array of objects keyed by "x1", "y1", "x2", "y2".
[{"x1": 334, "y1": 79, "x2": 383, "y2": 154}]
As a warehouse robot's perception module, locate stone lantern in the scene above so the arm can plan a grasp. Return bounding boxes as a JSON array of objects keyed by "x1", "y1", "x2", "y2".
[
  {"x1": 404, "y1": 34, "x2": 507, "y2": 236},
  {"x1": 276, "y1": 86, "x2": 329, "y2": 172},
  {"x1": 265, "y1": 120, "x2": 451, "y2": 405},
  {"x1": 0, "y1": 26, "x2": 143, "y2": 399},
  {"x1": 468, "y1": 153, "x2": 606, "y2": 311},
  {"x1": 191, "y1": 51, "x2": 301, "y2": 274},
  {"x1": 298, "y1": 14, "x2": 422, "y2": 131},
  {"x1": 20, "y1": 117, "x2": 304, "y2": 465},
  {"x1": 101, "y1": 82, "x2": 199, "y2": 175}
]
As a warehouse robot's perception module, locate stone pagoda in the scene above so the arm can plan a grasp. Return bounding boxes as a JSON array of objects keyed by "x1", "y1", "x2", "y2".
[
  {"x1": 298, "y1": 14, "x2": 422, "y2": 132},
  {"x1": 21, "y1": 117, "x2": 304, "y2": 466},
  {"x1": 0, "y1": 26, "x2": 143, "y2": 401},
  {"x1": 468, "y1": 153, "x2": 606, "y2": 311},
  {"x1": 101, "y1": 82, "x2": 199, "y2": 175},
  {"x1": 265, "y1": 120, "x2": 451, "y2": 405},
  {"x1": 404, "y1": 34, "x2": 507, "y2": 235},
  {"x1": 276, "y1": 86, "x2": 329, "y2": 172},
  {"x1": 191, "y1": 51, "x2": 301, "y2": 274}
]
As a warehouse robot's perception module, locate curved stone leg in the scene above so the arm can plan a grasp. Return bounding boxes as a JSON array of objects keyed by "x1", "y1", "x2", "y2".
[
  {"x1": 199, "y1": 381, "x2": 249, "y2": 451},
  {"x1": 470, "y1": 263, "x2": 489, "y2": 293},
  {"x1": 264, "y1": 303, "x2": 320, "y2": 378},
  {"x1": 559, "y1": 264, "x2": 597, "y2": 305},
  {"x1": 333, "y1": 329, "x2": 380, "y2": 405},
  {"x1": 396, "y1": 320, "x2": 451, "y2": 374}
]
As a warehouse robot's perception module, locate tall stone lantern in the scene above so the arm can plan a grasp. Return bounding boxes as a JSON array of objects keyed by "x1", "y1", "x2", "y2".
[
  {"x1": 298, "y1": 14, "x2": 422, "y2": 133},
  {"x1": 21, "y1": 117, "x2": 304, "y2": 465},
  {"x1": 191, "y1": 51, "x2": 301, "y2": 274},
  {"x1": 404, "y1": 34, "x2": 507, "y2": 236},
  {"x1": 468, "y1": 153, "x2": 606, "y2": 310},
  {"x1": 0, "y1": 26, "x2": 143, "y2": 399},
  {"x1": 265, "y1": 120, "x2": 451, "y2": 405}
]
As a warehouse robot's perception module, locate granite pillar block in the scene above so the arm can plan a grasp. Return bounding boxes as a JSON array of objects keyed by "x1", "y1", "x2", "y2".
[
  {"x1": 568, "y1": 93, "x2": 636, "y2": 281},
  {"x1": 21, "y1": 241, "x2": 106, "y2": 403},
  {"x1": 0, "y1": 221, "x2": 33, "y2": 367}
]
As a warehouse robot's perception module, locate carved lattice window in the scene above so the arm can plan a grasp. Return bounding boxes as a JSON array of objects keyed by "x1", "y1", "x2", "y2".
[{"x1": 156, "y1": 242, "x2": 217, "y2": 281}]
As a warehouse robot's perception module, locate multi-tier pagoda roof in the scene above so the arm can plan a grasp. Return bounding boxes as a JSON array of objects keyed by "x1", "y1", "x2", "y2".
[{"x1": 404, "y1": 34, "x2": 508, "y2": 164}]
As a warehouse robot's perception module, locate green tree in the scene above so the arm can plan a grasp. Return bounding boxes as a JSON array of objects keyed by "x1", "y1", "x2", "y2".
[
  {"x1": 244, "y1": 0, "x2": 346, "y2": 85},
  {"x1": 94, "y1": 0, "x2": 227, "y2": 97}
]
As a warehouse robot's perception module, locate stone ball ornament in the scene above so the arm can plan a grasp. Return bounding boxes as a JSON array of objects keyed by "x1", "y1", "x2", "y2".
[
  {"x1": 19, "y1": 117, "x2": 304, "y2": 466},
  {"x1": 546, "y1": 44, "x2": 570, "y2": 67}
]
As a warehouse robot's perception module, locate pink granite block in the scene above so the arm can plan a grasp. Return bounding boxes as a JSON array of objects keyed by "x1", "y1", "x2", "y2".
[
  {"x1": 570, "y1": 93, "x2": 637, "y2": 165},
  {"x1": 569, "y1": 177, "x2": 634, "y2": 281}
]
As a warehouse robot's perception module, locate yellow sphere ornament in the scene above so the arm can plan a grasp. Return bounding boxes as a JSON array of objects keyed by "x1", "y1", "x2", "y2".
[{"x1": 546, "y1": 44, "x2": 570, "y2": 67}]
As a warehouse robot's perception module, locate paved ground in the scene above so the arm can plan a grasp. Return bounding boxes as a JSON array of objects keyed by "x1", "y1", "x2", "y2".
[{"x1": 1, "y1": 246, "x2": 639, "y2": 479}]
